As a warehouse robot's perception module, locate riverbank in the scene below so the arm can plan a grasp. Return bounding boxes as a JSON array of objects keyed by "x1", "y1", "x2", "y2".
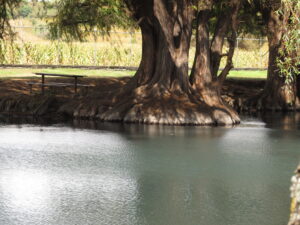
[{"x1": 0, "y1": 76, "x2": 271, "y2": 123}]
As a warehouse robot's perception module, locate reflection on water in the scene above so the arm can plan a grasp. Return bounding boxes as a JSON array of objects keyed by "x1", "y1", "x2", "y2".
[
  {"x1": 1, "y1": 170, "x2": 50, "y2": 211},
  {"x1": 0, "y1": 113, "x2": 299, "y2": 225}
]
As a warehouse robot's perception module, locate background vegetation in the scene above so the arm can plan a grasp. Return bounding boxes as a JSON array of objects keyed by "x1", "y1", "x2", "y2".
[
  {"x1": 0, "y1": 1, "x2": 269, "y2": 69},
  {"x1": 0, "y1": 37, "x2": 269, "y2": 68}
]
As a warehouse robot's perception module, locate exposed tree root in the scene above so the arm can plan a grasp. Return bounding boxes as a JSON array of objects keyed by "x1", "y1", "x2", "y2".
[{"x1": 72, "y1": 84, "x2": 241, "y2": 125}]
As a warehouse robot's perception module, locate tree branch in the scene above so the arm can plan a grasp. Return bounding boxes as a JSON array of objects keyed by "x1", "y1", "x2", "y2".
[
  {"x1": 217, "y1": 0, "x2": 241, "y2": 86},
  {"x1": 210, "y1": 12, "x2": 231, "y2": 78}
]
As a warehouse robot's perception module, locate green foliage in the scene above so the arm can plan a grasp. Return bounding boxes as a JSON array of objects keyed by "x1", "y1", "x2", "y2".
[
  {"x1": 17, "y1": 3, "x2": 32, "y2": 18},
  {"x1": 276, "y1": 0, "x2": 300, "y2": 83},
  {"x1": 238, "y1": 2, "x2": 266, "y2": 37},
  {"x1": 49, "y1": 0, "x2": 131, "y2": 41}
]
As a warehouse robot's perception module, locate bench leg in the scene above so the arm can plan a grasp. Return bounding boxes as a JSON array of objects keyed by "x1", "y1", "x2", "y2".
[
  {"x1": 42, "y1": 75, "x2": 45, "y2": 94},
  {"x1": 29, "y1": 84, "x2": 32, "y2": 95}
]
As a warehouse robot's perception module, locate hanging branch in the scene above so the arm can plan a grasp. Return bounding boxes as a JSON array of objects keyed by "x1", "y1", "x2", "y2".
[{"x1": 217, "y1": 0, "x2": 241, "y2": 86}]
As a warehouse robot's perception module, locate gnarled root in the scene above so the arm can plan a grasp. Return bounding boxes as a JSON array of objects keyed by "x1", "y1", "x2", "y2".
[{"x1": 94, "y1": 84, "x2": 240, "y2": 125}]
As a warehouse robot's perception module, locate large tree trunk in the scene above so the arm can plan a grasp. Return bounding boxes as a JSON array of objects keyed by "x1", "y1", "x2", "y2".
[
  {"x1": 256, "y1": 9, "x2": 299, "y2": 111},
  {"x1": 189, "y1": 1, "x2": 240, "y2": 124},
  {"x1": 84, "y1": 0, "x2": 240, "y2": 125}
]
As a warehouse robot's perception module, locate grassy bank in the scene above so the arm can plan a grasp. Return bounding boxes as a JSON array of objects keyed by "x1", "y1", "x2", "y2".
[{"x1": 0, "y1": 68, "x2": 267, "y2": 79}]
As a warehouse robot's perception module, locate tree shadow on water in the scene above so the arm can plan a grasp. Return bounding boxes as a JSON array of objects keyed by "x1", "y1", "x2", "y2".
[{"x1": 259, "y1": 112, "x2": 300, "y2": 131}]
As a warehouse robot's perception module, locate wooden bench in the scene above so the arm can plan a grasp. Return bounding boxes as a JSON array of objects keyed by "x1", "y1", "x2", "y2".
[{"x1": 27, "y1": 73, "x2": 94, "y2": 95}]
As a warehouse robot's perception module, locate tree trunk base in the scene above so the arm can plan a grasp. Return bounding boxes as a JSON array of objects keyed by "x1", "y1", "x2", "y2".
[
  {"x1": 245, "y1": 92, "x2": 300, "y2": 112},
  {"x1": 91, "y1": 84, "x2": 240, "y2": 126}
]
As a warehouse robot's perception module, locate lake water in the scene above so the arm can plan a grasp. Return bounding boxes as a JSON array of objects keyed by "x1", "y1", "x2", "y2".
[{"x1": 0, "y1": 113, "x2": 299, "y2": 225}]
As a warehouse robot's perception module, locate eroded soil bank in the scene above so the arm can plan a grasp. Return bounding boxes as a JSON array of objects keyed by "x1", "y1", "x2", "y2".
[{"x1": 0, "y1": 77, "x2": 265, "y2": 123}]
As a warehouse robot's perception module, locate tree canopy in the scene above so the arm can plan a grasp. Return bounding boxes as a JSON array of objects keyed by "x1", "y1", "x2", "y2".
[
  {"x1": 49, "y1": 0, "x2": 130, "y2": 40},
  {"x1": 0, "y1": 0, "x2": 22, "y2": 39}
]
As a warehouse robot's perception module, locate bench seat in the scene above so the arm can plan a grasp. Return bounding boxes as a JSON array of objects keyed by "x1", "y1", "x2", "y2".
[
  {"x1": 26, "y1": 82, "x2": 73, "y2": 87},
  {"x1": 26, "y1": 82, "x2": 94, "y2": 87}
]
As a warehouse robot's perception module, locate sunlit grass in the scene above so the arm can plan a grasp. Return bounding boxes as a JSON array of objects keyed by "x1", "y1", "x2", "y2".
[
  {"x1": 228, "y1": 70, "x2": 267, "y2": 79},
  {"x1": 0, "y1": 68, "x2": 135, "y2": 78}
]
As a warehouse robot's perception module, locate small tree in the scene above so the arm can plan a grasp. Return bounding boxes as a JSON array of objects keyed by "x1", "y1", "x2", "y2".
[
  {"x1": 276, "y1": 0, "x2": 300, "y2": 108},
  {"x1": 49, "y1": 0, "x2": 128, "y2": 41},
  {"x1": 249, "y1": 0, "x2": 300, "y2": 110}
]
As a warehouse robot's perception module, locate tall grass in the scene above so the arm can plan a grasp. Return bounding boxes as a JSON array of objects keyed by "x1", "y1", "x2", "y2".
[
  {"x1": 0, "y1": 39, "x2": 269, "y2": 68},
  {"x1": 0, "y1": 40, "x2": 142, "y2": 66}
]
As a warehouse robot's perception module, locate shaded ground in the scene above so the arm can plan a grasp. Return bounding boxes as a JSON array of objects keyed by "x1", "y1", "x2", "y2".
[
  {"x1": 0, "y1": 76, "x2": 265, "y2": 120},
  {"x1": 0, "y1": 77, "x2": 130, "y2": 98}
]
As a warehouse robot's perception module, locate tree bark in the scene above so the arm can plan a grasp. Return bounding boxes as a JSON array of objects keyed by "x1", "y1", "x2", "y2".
[
  {"x1": 191, "y1": 0, "x2": 240, "y2": 90},
  {"x1": 297, "y1": 74, "x2": 300, "y2": 99},
  {"x1": 210, "y1": 12, "x2": 230, "y2": 79},
  {"x1": 190, "y1": 9, "x2": 213, "y2": 91}
]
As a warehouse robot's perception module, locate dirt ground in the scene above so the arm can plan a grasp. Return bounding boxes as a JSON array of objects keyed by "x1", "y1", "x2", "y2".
[{"x1": 0, "y1": 77, "x2": 264, "y2": 99}]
